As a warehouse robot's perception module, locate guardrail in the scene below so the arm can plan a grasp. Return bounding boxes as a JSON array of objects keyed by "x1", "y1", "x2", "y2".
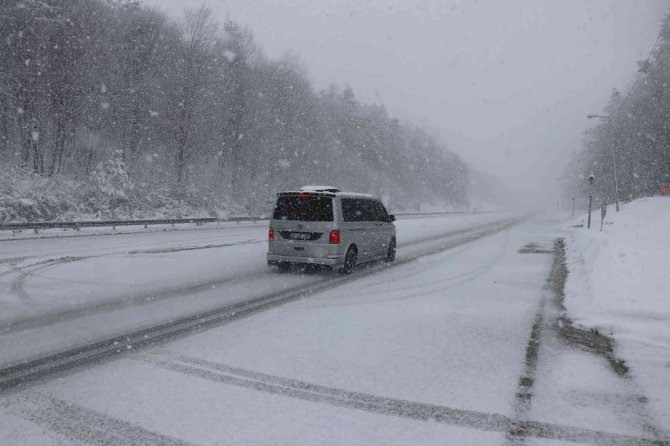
[
  {"x1": 394, "y1": 211, "x2": 500, "y2": 217},
  {"x1": 0, "y1": 211, "x2": 500, "y2": 232},
  {"x1": 0, "y1": 216, "x2": 264, "y2": 232}
]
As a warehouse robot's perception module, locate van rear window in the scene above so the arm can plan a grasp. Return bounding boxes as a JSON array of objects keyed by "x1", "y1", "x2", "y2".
[{"x1": 272, "y1": 196, "x2": 334, "y2": 222}]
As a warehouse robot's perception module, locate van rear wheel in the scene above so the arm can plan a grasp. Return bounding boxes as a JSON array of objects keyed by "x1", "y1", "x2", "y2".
[
  {"x1": 386, "y1": 238, "x2": 396, "y2": 262},
  {"x1": 340, "y1": 246, "x2": 357, "y2": 274}
]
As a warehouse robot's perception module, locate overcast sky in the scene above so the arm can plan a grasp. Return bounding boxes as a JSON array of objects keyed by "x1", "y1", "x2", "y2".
[{"x1": 142, "y1": 0, "x2": 668, "y2": 206}]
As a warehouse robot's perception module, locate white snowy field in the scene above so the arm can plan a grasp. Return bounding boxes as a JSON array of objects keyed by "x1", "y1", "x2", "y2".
[
  {"x1": 564, "y1": 197, "x2": 670, "y2": 430},
  {"x1": 2, "y1": 217, "x2": 665, "y2": 445},
  {"x1": 0, "y1": 213, "x2": 506, "y2": 367}
]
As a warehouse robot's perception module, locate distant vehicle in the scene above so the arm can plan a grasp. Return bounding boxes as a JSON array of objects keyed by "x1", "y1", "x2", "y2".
[{"x1": 267, "y1": 186, "x2": 396, "y2": 273}]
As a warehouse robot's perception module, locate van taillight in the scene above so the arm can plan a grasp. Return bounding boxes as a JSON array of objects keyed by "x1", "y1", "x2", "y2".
[
  {"x1": 269, "y1": 227, "x2": 274, "y2": 241},
  {"x1": 329, "y1": 229, "x2": 340, "y2": 244}
]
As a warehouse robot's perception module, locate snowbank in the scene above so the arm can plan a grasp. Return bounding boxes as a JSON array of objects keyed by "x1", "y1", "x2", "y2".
[
  {"x1": 0, "y1": 165, "x2": 243, "y2": 223},
  {"x1": 564, "y1": 197, "x2": 670, "y2": 430}
]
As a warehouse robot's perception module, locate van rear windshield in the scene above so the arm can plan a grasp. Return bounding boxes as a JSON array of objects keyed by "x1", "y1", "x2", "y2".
[{"x1": 273, "y1": 196, "x2": 334, "y2": 222}]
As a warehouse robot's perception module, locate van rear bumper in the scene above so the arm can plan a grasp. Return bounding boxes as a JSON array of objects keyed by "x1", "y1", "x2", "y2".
[{"x1": 267, "y1": 253, "x2": 343, "y2": 267}]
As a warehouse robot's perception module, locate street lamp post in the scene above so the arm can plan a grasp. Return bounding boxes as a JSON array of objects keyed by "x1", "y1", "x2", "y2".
[
  {"x1": 587, "y1": 114, "x2": 620, "y2": 212},
  {"x1": 588, "y1": 174, "x2": 594, "y2": 229}
]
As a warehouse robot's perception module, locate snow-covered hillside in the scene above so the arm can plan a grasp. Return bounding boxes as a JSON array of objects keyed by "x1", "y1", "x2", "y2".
[{"x1": 0, "y1": 163, "x2": 243, "y2": 222}]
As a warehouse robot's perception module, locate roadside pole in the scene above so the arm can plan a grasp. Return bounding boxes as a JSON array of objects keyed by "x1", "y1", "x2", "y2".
[
  {"x1": 587, "y1": 175, "x2": 594, "y2": 229},
  {"x1": 600, "y1": 204, "x2": 607, "y2": 231},
  {"x1": 587, "y1": 114, "x2": 620, "y2": 212},
  {"x1": 572, "y1": 197, "x2": 575, "y2": 216}
]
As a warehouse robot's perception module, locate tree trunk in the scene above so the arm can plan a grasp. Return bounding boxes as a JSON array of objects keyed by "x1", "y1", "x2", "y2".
[
  {"x1": 175, "y1": 139, "x2": 185, "y2": 185},
  {"x1": 226, "y1": 63, "x2": 246, "y2": 196},
  {"x1": 16, "y1": 112, "x2": 30, "y2": 168},
  {"x1": 128, "y1": 103, "x2": 142, "y2": 167},
  {"x1": 175, "y1": 107, "x2": 189, "y2": 185},
  {"x1": 28, "y1": 119, "x2": 43, "y2": 174},
  {"x1": 49, "y1": 114, "x2": 67, "y2": 176},
  {"x1": 0, "y1": 96, "x2": 8, "y2": 156},
  {"x1": 31, "y1": 139, "x2": 43, "y2": 174}
]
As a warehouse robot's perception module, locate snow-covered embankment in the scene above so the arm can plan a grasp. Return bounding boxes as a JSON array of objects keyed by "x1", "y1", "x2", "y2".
[{"x1": 564, "y1": 197, "x2": 670, "y2": 430}]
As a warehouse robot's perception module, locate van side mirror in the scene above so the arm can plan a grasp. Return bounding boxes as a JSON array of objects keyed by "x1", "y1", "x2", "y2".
[{"x1": 388, "y1": 214, "x2": 395, "y2": 222}]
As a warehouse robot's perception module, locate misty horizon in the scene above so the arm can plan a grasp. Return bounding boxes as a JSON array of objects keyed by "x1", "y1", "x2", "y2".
[{"x1": 141, "y1": 0, "x2": 668, "y2": 209}]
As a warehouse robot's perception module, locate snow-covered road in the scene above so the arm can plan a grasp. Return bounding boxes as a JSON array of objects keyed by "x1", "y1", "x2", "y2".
[
  {"x1": 0, "y1": 213, "x2": 507, "y2": 366},
  {"x1": 0, "y1": 216, "x2": 667, "y2": 445}
]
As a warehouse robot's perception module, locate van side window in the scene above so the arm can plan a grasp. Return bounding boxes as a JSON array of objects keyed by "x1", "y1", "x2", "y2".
[
  {"x1": 342, "y1": 198, "x2": 364, "y2": 222},
  {"x1": 373, "y1": 201, "x2": 389, "y2": 221},
  {"x1": 360, "y1": 199, "x2": 378, "y2": 221},
  {"x1": 342, "y1": 198, "x2": 386, "y2": 222}
]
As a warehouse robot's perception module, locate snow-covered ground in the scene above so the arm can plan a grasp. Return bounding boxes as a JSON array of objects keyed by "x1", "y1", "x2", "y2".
[
  {"x1": 0, "y1": 219, "x2": 537, "y2": 445},
  {"x1": 564, "y1": 197, "x2": 670, "y2": 430},
  {"x1": 0, "y1": 165, "x2": 244, "y2": 224},
  {"x1": 0, "y1": 213, "x2": 507, "y2": 367},
  {"x1": 2, "y1": 216, "x2": 666, "y2": 445}
]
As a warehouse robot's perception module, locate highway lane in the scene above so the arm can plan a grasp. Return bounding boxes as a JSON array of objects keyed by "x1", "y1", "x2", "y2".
[
  {"x1": 0, "y1": 214, "x2": 511, "y2": 368},
  {"x1": 1, "y1": 218, "x2": 662, "y2": 445}
]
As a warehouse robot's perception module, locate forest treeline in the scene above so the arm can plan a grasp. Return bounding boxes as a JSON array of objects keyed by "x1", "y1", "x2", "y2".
[
  {"x1": 564, "y1": 16, "x2": 670, "y2": 206},
  {"x1": 0, "y1": 0, "x2": 469, "y2": 218}
]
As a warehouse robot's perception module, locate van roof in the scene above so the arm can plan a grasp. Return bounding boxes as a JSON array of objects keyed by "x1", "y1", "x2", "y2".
[
  {"x1": 336, "y1": 192, "x2": 377, "y2": 199},
  {"x1": 300, "y1": 185, "x2": 340, "y2": 193},
  {"x1": 277, "y1": 190, "x2": 377, "y2": 199}
]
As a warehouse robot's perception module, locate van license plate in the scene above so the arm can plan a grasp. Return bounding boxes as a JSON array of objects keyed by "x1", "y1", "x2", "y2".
[{"x1": 291, "y1": 233, "x2": 310, "y2": 240}]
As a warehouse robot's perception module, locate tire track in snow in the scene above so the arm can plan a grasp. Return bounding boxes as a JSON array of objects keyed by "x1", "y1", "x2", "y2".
[
  {"x1": 6, "y1": 238, "x2": 261, "y2": 294},
  {"x1": 548, "y1": 240, "x2": 668, "y2": 443},
  {"x1": 366, "y1": 230, "x2": 507, "y2": 295},
  {"x1": 354, "y1": 220, "x2": 509, "y2": 291},
  {"x1": 504, "y1": 289, "x2": 546, "y2": 445},
  {"x1": 141, "y1": 353, "x2": 665, "y2": 446},
  {"x1": 304, "y1": 227, "x2": 510, "y2": 309},
  {"x1": 0, "y1": 219, "x2": 516, "y2": 335},
  {"x1": 0, "y1": 256, "x2": 82, "y2": 279},
  {"x1": 0, "y1": 268, "x2": 265, "y2": 335},
  {"x1": 8, "y1": 257, "x2": 84, "y2": 302},
  {"x1": 1, "y1": 391, "x2": 195, "y2": 446},
  {"x1": 505, "y1": 239, "x2": 669, "y2": 445},
  {"x1": 504, "y1": 238, "x2": 555, "y2": 445},
  {"x1": 0, "y1": 239, "x2": 264, "y2": 333},
  {"x1": 0, "y1": 218, "x2": 522, "y2": 391},
  {"x1": 1, "y1": 236, "x2": 262, "y2": 305}
]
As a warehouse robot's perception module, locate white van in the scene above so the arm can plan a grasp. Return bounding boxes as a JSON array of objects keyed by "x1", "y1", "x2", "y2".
[{"x1": 267, "y1": 186, "x2": 396, "y2": 273}]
